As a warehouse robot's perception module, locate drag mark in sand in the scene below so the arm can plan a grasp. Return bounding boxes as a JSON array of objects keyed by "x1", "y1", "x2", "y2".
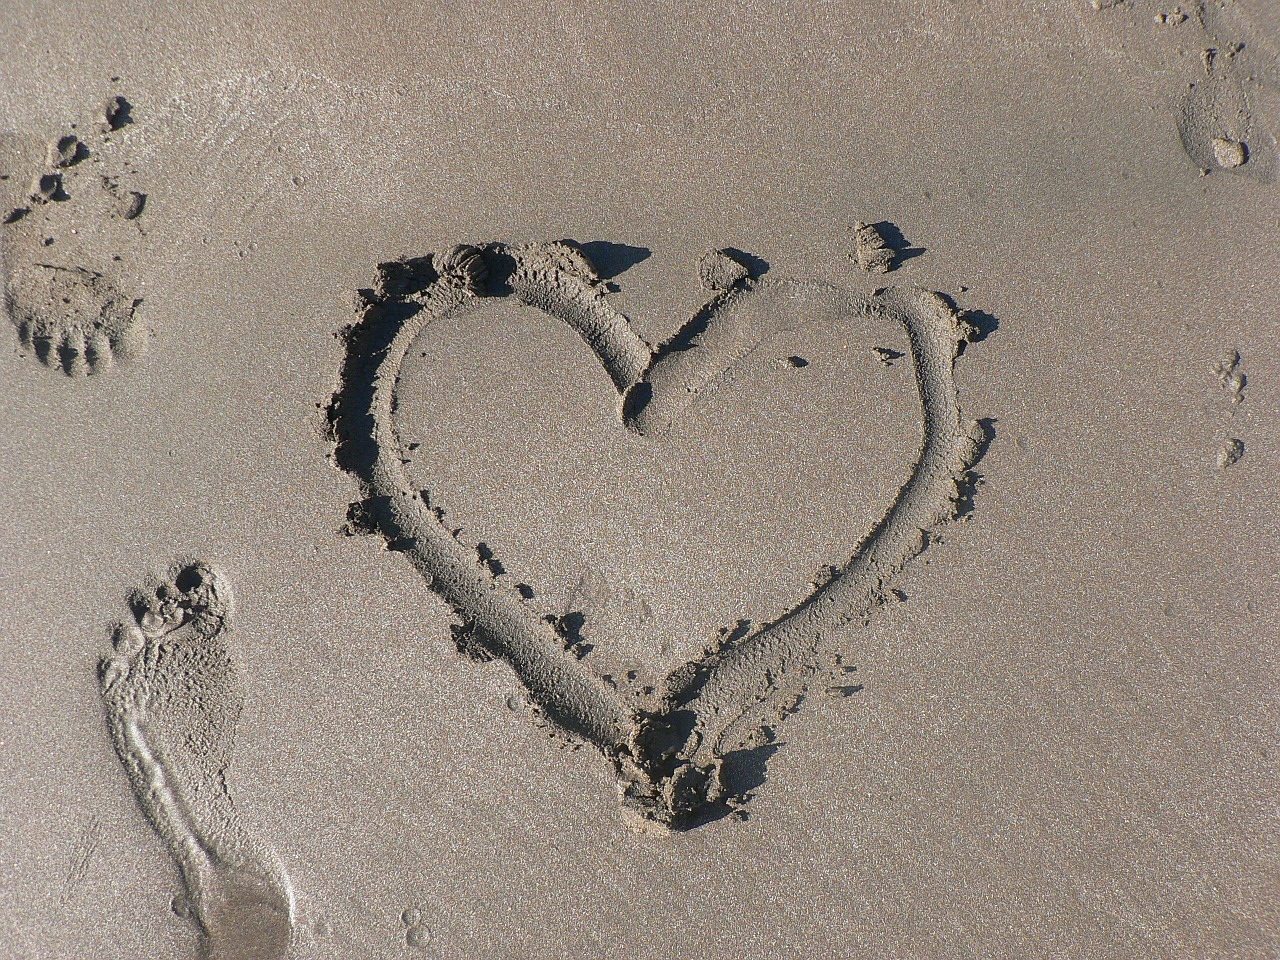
[
  {"x1": 98, "y1": 561, "x2": 293, "y2": 959},
  {"x1": 60, "y1": 815, "x2": 104, "y2": 905},
  {"x1": 327, "y1": 239, "x2": 987, "y2": 829}
]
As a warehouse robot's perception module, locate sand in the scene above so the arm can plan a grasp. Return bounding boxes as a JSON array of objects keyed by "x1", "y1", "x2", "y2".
[{"x1": 0, "y1": 1, "x2": 1277, "y2": 958}]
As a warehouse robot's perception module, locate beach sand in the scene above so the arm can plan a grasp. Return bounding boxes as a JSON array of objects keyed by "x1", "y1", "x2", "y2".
[{"x1": 0, "y1": 2, "x2": 1276, "y2": 957}]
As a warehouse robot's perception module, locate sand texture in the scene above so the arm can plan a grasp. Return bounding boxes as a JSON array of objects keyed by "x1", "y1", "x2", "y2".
[{"x1": 1, "y1": 2, "x2": 1277, "y2": 958}]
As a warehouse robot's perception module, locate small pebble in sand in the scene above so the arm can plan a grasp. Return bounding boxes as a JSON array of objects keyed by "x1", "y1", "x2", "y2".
[
  {"x1": 1212, "y1": 137, "x2": 1247, "y2": 168},
  {"x1": 1216, "y1": 438, "x2": 1244, "y2": 469}
]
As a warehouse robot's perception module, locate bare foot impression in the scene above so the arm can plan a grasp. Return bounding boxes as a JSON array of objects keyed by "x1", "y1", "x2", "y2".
[
  {"x1": 2, "y1": 92, "x2": 147, "y2": 374},
  {"x1": 1084, "y1": 0, "x2": 1279, "y2": 181},
  {"x1": 98, "y1": 561, "x2": 293, "y2": 959},
  {"x1": 327, "y1": 238, "x2": 988, "y2": 830}
]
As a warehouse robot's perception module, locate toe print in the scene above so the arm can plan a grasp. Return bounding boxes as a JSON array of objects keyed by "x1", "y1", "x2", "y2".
[
  {"x1": 2, "y1": 90, "x2": 148, "y2": 376},
  {"x1": 5, "y1": 264, "x2": 143, "y2": 375}
]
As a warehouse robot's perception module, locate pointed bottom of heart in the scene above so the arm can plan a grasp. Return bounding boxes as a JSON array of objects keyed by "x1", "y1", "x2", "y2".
[
  {"x1": 99, "y1": 561, "x2": 295, "y2": 957},
  {"x1": 327, "y1": 241, "x2": 987, "y2": 829}
]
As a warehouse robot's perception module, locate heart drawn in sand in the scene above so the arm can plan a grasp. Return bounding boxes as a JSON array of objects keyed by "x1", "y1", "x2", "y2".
[{"x1": 326, "y1": 239, "x2": 985, "y2": 829}]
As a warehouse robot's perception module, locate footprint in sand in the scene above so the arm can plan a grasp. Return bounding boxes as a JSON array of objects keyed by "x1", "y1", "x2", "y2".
[
  {"x1": 1084, "y1": 0, "x2": 1280, "y2": 182},
  {"x1": 2, "y1": 92, "x2": 147, "y2": 374},
  {"x1": 98, "y1": 561, "x2": 293, "y2": 960}
]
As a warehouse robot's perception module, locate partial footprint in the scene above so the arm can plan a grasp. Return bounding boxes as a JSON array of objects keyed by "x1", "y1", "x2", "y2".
[
  {"x1": 98, "y1": 561, "x2": 293, "y2": 960},
  {"x1": 7, "y1": 264, "x2": 144, "y2": 374},
  {"x1": 1083, "y1": 0, "x2": 1280, "y2": 182},
  {"x1": 2, "y1": 91, "x2": 148, "y2": 374}
]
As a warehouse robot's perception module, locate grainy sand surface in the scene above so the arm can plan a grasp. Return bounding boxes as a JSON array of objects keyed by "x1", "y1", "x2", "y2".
[{"x1": 1, "y1": 2, "x2": 1277, "y2": 958}]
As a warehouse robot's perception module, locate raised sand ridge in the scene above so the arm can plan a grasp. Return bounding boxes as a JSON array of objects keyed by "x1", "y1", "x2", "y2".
[{"x1": 327, "y1": 240, "x2": 986, "y2": 829}]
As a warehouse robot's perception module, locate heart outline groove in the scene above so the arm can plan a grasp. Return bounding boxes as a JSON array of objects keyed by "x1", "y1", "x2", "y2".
[{"x1": 326, "y1": 240, "x2": 986, "y2": 830}]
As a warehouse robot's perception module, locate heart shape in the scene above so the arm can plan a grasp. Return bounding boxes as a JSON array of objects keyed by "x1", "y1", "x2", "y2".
[{"x1": 326, "y1": 240, "x2": 984, "y2": 829}]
